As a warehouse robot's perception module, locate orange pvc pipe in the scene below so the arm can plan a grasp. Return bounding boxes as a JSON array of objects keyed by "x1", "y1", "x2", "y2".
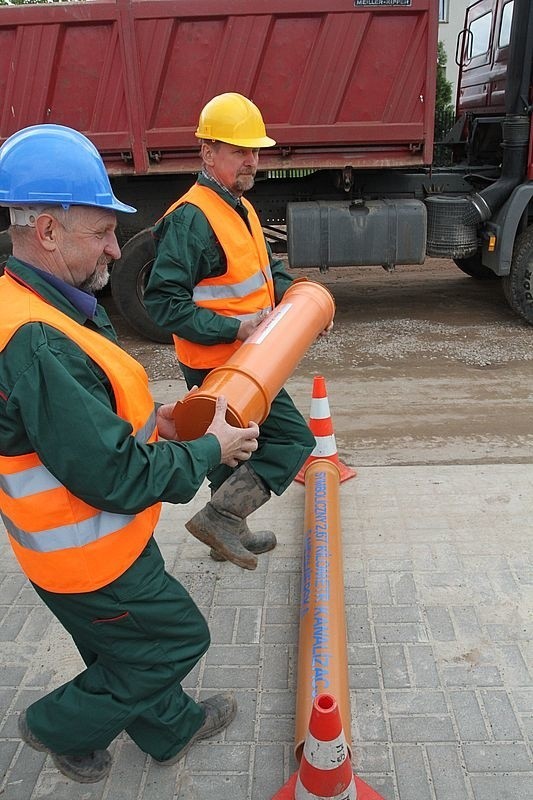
[
  {"x1": 173, "y1": 279, "x2": 335, "y2": 440},
  {"x1": 295, "y1": 459, "x2": 351, "y2": 762}
]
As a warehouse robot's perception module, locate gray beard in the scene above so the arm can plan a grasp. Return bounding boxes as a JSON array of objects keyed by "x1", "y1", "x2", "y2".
[
  {"x1": 234, "y1": 174, "x2": 255, "y2": 194},
  {"x1": 202, "y1": 169, "x2": 255, "y2": 197},
  {"x1": 78, "y1": 266, "x2": 110, "y2": 294}
]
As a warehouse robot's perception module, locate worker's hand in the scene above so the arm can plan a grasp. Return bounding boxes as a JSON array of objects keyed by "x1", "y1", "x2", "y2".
[
  {"x1": 319, "y1": 320, "x2": 334, "y2": 337},
  {"x1": 156, "y1": 402, "x2": 180, "y2": 440},
  {"x1": 206, "y1": 396, "x2": 259, "y2": 467},
  {"x1": 236, "y1": 310, "x2": 269, "y2": 341},
  {"x1": 157, "y1": 385, "x2": 201, "y2": 441}
]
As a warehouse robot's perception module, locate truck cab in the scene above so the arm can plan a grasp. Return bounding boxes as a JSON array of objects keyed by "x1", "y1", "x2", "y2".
[
  {"x1": 455, "y1": 0, "x2": 515, "y2": 169},
  {"x1": 457, "y1": 0, "x2": 512, "y2": 118},
  {"x1": 439, "y1": 0, "x2": 533, "y2": 321}
]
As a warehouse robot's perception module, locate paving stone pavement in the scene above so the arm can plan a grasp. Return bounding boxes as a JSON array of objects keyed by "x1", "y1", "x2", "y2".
[{"x1": 1, "y1": 462, "x2": 532, "y2": 800}]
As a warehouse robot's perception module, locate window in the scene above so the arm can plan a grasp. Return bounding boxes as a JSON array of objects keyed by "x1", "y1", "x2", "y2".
[
  {"x1": 469, "y1": 11, "x2": 492, "y2": 58},
  {"x1": 439, "y1": 0, "x2": 449, "y2": 23},
  {"x1": 499, "y1": 0, "x2": 514, "y2": 48}
]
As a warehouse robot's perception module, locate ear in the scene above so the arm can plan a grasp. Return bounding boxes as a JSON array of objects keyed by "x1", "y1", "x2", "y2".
[
  {"x1": 201, "y1": 141, "x2": 215, "y2": 166},
  {"x1": 34, "y1": 214, "x2": 59, "y2": 251}
]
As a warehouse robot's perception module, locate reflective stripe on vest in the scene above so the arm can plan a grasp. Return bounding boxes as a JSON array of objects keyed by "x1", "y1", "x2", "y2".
[
  {"x1": 164, "y1": 184, "x2": 275, "y2": 369},
  {"x1": 192, "y1": 266, "x2": 273, "y2": 303},
  {"x1": 0, "y1": 273, "x2": 162, "y2": 593},
  {"x1": 0, "y1": 411, "x2": 156, "y2": 500},
  {"x1": 2, "y1": 509, "x2": 136, "y2": 553},
  {"x1": 0, "y1": 463, "x2": 61, "y2": 498}
]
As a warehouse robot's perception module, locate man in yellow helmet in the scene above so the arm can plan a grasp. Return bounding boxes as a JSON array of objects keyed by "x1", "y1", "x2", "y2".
[{"x1": 145, "y1": 93, "x2": 316, "y2": 570}]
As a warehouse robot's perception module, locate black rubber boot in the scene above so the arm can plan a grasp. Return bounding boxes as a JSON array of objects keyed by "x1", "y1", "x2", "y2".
[
  {"x1": 18, "y1": 710, "x2": 112, "y2": 784},
  {"x1": 185, "y1": 464, "x2": 271, "y2": 570}
]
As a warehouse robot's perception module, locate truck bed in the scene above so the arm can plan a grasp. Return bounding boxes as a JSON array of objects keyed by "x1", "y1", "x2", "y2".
[{"x1": 0, "y1": 0, "x2": 437, "y2": 175}]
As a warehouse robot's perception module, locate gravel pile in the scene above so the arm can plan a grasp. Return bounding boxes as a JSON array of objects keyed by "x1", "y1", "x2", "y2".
[{"x1": 308, "y1": 318, "x2": 533, "y2": 368}]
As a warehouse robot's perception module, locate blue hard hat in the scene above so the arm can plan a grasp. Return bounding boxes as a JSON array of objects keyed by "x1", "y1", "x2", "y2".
[{"x1": 0, "y1": 124, "x2": 136, "y2": 213}]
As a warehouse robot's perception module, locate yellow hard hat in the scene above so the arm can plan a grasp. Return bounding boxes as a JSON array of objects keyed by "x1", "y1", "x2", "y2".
[{"x1": 195, "y1": 92, "x2": 276, "y2": 148}]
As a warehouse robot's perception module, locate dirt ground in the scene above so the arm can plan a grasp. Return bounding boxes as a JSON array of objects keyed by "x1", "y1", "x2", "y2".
[{"x1": 104, "y1": 258, "x2": 533, "y2": 469}]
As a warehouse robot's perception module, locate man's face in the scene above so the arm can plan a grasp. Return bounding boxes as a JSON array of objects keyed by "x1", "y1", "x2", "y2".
[
  {"x1": 203, "y1": 141, "x2": 260, "y2": 196},
  {"x1": 52, "y1": 206, "x2": 121, "y2": 292}
]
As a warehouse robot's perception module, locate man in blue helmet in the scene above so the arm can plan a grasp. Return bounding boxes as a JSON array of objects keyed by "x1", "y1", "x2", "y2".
[{"x1": 0, "y1": 125, "x2": 259, "y2": 783}]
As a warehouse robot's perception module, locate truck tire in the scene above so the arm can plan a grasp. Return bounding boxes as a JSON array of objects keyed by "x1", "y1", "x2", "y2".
[
  {"x1": 453, "y1": 254, "x2": 499, "y2": 280},
  {"x1": 0, "y1": 229, "x2": 12, "y2": 276},
  {"x1": 110, "y1": 228, "x2": 172, "y2": 344},
  {"x1": 502, "y1": 227, "x2": 533, "y2": 324}
]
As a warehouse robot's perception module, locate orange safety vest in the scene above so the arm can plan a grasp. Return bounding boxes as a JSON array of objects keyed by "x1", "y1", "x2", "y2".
[
  {"x1": 163, "y1": 183, "x2": 275, "y2": 369},
  {"x1": 0, "y1": 272, "x2": 161, "y2": 593}
]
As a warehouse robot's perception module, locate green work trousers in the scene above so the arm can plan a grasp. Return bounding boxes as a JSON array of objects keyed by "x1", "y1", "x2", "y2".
[
  {"x1": 180, "y1": 364, "x2": 315, "y2": 495},
  {"x1": 27, "y1": 537, "x2": 209, "y2": 761}
]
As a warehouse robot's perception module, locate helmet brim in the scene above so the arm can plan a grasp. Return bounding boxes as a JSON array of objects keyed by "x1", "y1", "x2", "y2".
[
  {"x1": 108, "y1": 199, "x2": 137, "y2": 214},
  {"x1": 0, "y1": 198, "x2": 137, "y2": 214},
  {"x1": 195, "y1": 133, "x2": 276, "y2": 148}
]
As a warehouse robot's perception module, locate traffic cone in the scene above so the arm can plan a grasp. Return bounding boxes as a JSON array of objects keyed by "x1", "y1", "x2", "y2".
[
  {"x1": 271, "y1": 770, "x2": 386, "y2": 800},
  {"x1": 296, "y1": 693, "x2": 356, "y2": 799},
  {"x1": 271, "y1": 694, "x2": 386, "y2": 799},
  {"x1": 295, "y1": 375, "x2": 356, "y2": 483}
]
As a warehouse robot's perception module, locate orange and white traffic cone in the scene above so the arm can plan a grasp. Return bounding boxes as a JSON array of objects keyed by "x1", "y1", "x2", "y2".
[
  {"x1": 271, "y1": 693, "x2": 386, "y2": 799},
  {"x1": 295, "y1": 375, "x2": 356, "y2": 483},
  {"x1": 296, "y1": 694, "x2": 356, "y2": 799}
]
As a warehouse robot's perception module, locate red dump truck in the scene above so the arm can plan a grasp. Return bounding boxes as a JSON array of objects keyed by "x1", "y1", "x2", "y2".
[{"x1": 0, "y1": 0, "x2": 532, "y2": 341}]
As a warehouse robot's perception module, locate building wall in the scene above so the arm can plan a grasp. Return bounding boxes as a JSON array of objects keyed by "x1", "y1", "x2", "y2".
[{"x1": 438, "y1": 0, "x2": 472, "y2": 99}]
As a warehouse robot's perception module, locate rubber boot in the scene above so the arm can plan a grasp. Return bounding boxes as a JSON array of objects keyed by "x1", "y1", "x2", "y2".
[
  {"x1": 209, "y1": 519, "x2": 277, "y2": 562},
  {"x1": 185, "y1": 464, "x2": 271, "y2": 570}
]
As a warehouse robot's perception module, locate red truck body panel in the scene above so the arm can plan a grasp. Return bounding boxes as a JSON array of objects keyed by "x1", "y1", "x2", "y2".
[{"x1": 0, "y1": 0, "x2": 437, "y2": 176}]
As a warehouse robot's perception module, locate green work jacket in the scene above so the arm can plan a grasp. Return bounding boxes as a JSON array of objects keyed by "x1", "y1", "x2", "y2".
[{"x1": 0, "y1": 258, "x2": 220, "y2": 515}]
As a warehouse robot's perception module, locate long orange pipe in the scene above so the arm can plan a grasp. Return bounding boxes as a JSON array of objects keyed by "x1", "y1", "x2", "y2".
[
  {"x1": 173, "y1": 279, "x2": 335, "y2": 440},
  {"x1": 295, "y1": 459, "x2": 351, "y2": 762}
]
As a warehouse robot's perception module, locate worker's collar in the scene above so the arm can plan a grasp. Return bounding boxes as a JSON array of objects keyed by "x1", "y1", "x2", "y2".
[
  {"x1": 16, "y1": 260, "x2": 98, "y2": 319},
  {"x1": 200, "y1": 170, "x2": 243, "y2": 204}
]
